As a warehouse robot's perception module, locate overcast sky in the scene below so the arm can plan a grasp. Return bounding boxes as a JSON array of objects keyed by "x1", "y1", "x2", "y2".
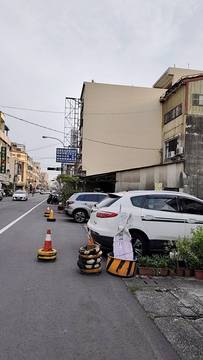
[{"x1": 0, "y1": 0, "x2": 203, "y2": 179}]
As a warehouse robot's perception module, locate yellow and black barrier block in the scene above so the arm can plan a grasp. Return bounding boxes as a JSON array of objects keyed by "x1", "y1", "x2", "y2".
[
  {"x1": 37, "y1": 248, "x2": 57, "y2": 261},
  {"x1": 106, "y1": 253, "x2": 136, "y2": 278}
]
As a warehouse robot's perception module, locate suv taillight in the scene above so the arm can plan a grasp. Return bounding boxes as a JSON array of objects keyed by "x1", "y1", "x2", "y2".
[{"x1": 96, "y1": 211, "x2": 118, "y2": 218}]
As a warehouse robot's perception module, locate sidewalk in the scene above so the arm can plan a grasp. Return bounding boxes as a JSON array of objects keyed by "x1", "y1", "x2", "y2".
[{"x1": 124, "y1": 276, "x2": 203, "y2": 360}]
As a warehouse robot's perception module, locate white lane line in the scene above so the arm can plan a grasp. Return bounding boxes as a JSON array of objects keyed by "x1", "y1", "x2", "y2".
[{"x1": 0, "y1": 199, "x2": 47, "y2": 235}]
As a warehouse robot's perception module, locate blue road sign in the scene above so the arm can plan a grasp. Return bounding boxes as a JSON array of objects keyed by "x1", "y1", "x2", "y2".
[{"x1": 56, "y1": 148, "x2": 77, "y2": 163}]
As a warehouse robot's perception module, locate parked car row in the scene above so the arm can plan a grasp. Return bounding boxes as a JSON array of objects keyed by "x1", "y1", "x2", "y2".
[
  {"x1": 88, "y1": 190, "x2": 203, "y2": 255},
  {"x1": 65, "y1": 190, "x2": 203, "y2": 255}
]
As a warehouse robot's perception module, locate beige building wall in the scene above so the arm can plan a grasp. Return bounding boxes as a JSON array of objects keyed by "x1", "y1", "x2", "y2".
[{"x1": 81, "y1": 82, "x2": 163, "y2": 176}]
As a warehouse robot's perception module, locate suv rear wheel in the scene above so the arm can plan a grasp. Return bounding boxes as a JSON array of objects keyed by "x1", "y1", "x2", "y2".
[
  {"x1": 130, "y1": 231, "x2": 149, "y2": 256},
  {"x1": 73, "y1": 209, "x2": 88, "y2": 223}
]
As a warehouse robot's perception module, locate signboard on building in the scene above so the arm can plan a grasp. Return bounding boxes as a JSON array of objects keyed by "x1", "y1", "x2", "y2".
[
  {"x1": 0, "y1": 147, "x2": 7, "y2": 174},
  {"x1": 154, "y1": 182, "x2": 163, "y2": 191},
  {"x1": 56, "y1": 148, "x2": 77, "y2": 164}
]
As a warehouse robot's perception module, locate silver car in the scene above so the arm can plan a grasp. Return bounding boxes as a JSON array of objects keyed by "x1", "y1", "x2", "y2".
[
  {"x1": 12, "y1": 190, "x2": 28, "y2": 201},
  {"x1": 65, "y1": 192, "x2": 107, "y2": 223}
]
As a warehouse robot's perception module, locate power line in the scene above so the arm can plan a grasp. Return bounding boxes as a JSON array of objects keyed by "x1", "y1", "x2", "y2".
[
  {"x1": 3, "y1": 112, "x2": 64, "y2": 134},
  {"x1": 84, "y1": 109, "x2": 158, "y2": 115},
  {"x1": 0, "y1": 104, "x2": 159, "y2": 116},
  {"x1": 27, "y1": 143, "x2": 59, "y2": 152},
  {"x1": 0, "y1": 105, "x2": 64, "y2": 114},
  {"x1": 2, "y1": 111, "x2": 160, "y2": 151},
  {"x1": 83, "y1": 137, "x2": 160, "y2": 151},
  {"x1": 35, "y1": 157, "x2": 56, "y2": 160}
]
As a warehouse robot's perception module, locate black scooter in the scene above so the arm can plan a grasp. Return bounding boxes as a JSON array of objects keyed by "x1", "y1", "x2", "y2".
[{"x1": 47, "y1": 194, "x2": 60, "y2": 205}]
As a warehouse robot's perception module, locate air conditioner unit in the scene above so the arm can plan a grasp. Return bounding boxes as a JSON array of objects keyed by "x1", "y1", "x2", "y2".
[
  {"x1": 176, "y1": 146, "x2": 183, "y2": 155},
  {"x1": 170, "y1": 151, "x2": 175, "y2": 157}
]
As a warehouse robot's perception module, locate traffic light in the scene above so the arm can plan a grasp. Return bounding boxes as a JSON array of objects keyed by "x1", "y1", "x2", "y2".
[{"x1": 47, "y1": 167, "x2": 61, "y2": 171}]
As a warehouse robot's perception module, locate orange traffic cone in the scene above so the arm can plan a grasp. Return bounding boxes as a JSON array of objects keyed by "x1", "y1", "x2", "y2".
[
  {"x1": 43, "y1": 229, "x2": 53, "y2": 251},
  {"x1": 37, "y1": 229, "x2": 57, "y2": 261},
  {"x1": 47, "y1": 209, "x2": 56, "y2": 222},
  {"x1": 87, "y1": 231, "x2": 95, "y2": 250},
  {"x1": 44, "y1": 207, "x2": 51, "y2": 217}
]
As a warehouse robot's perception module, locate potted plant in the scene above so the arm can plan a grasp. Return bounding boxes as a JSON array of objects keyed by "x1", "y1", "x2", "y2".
[
  {"x1": 154, "y1": 255, "x2": 169, "y2": 276},
  {"x1": 167, "y1": 249, "x2": 178, "y2": 276},
  {"x1": 138, "y1": 256, "x2": 156, "y2": 276},
  {"x1": 190, "y1": 227, "x2": 203, "y2": 280},
  {"x1": 176, "y1": 237, "x2": 194, "y2": 276},
  {"x1": 176, "y1": 228, "x2": 203, "y2": 279}
]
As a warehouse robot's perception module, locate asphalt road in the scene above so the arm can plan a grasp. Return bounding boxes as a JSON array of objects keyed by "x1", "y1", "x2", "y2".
[{"x1": 0, "y1": 196, "x2": 179, "y2": 360}]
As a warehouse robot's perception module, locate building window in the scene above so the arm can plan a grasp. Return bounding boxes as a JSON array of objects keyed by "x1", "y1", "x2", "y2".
[
  {"x1": 165, "y1": 138, "x2": 178, "y2": 159},
  {"x1": 164, "y1": 104, "x2": 182, "y2": 125},
  {"x1": 192, "y1": 94, "x2": 203, "y2": 106}
]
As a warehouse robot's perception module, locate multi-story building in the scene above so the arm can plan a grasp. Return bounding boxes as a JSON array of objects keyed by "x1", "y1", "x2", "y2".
[
  {"x1": 10, "y1": 143, "x2": 28, "y2": 190},
  {"x1": 80, "y1": 67, "x2": 203, "y2": 197},
  {"x1": 27, "y1": 156, "x2": 33, "y2": 189},
  {"x1": 160, "y1": 72, "x2": 203, "y2": 197},
  {"x1": 0, "y1": 112, "x2": 11, "y2": 190},
  {"x1": 32, "y1": 161, "x2": 41, "y2": 189},
  {"x1": 39, "y1": 172, "x2": 49, "y2": 190}
]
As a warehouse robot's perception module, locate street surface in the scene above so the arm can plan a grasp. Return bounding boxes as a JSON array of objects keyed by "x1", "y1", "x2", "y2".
[{"x1": 0, "y1": 195, "x2": 178, "y2": 360}]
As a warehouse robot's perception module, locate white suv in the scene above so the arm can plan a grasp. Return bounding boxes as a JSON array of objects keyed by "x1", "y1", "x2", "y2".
[
  {"x1": 87, "y1": 190, "x2": 203, "y2": 254},
  {"x1": 65, "y1": 192, "x2": 107, "y2": 223}
]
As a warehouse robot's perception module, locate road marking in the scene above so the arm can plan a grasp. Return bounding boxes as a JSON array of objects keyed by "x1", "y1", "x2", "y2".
[{"x1": 0, "y1": 199, "x2": 47, "y2": 235}]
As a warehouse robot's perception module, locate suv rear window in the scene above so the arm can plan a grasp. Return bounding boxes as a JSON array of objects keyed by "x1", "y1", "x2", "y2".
[
  {"x1": 131, "y1": 196, "x2": 146, "y2": 208},
  {"x1": 76, "y1": 194, "x2": 106, "y2": 202},
  {"x1": 97, "y1": 195, "x2": 121, "y2": 208},
  {"x1": 96, "y1": 194, "x2": 107, "y2": 202}
]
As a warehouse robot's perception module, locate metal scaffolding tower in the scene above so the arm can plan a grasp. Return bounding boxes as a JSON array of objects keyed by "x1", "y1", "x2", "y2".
[
  {"x1": 64, "y1": 97, "x2": 81, "y2": 149},
  {"x1": 64, "y1": 97, "x2": 81, "y2": 174}
]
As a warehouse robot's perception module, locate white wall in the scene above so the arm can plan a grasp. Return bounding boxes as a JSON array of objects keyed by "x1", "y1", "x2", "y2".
[{"x1": 82, "y1": 82, "x2": 163, "y2": 176}]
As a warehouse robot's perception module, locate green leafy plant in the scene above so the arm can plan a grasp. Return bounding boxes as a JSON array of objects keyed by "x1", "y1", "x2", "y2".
[
  {"x1": 138, "y1": 255, "x2": 169, "y2": 268},
  {"x1": 138, "y1": 256, "x2": 156, "y2": 267},
  {"x1": 167, "y1": 256, "x2": 177, "y2": 270},
  {"x1": 153, "y1": 255, "x2": 169, "y2": 268},
  {"x1": 190, "y1": 227, "x2": 203, "y2": 269},
  {"x1": 56, "y1": 174, "x2": 81, "y2": 205},
  {"x1": 175, "y1": 227, "x2": 203, "y2": 270}
]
